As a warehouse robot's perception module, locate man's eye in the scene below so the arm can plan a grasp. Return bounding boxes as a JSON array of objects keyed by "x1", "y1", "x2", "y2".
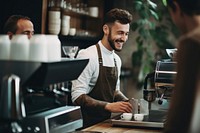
[
  {"x1": 23, "y1": 31, "x2": 28, "y2": 34},
  {"x1": 22, "y1": 31, "x2": 34, "y2": 35}
]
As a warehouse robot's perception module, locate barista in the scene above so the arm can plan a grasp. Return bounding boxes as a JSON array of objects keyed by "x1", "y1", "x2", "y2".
[
  {"x1": 71, "y1": 8, "x2": 133, "y2": 128},
  {"x1": 4, "y1": 15, "x2": 34, "y2": 39}
]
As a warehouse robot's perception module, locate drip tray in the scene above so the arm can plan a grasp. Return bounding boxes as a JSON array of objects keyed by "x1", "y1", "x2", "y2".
[
  {"x1": 111, "y1": 110, "x2": 167, "y2": 128},
  {"x1": 68, "y1": 131, "x2": 106, "y2": 133}
]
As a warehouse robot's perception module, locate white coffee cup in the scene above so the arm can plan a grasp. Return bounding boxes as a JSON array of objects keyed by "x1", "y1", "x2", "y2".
[
  {"x1": 89, "y1": 7, "x2": 99, "y2": 17},
  {"x1": 29, "y1": 34, "x2": 48, "y2": 62},
  {"x1": 49, "y1": 18, "x2": 61, "y2": 24},
  {"x1": 61, "y1": 16, "x2": 70, "y2": 35},
  {"x1": 62, "y1": 15, "x2": 70, "y2": 21},
  {"x1": 48, "y1": 11, "x2": 61, "y2": 20},
  {"x1": 69, "y1": 28, "x2": 76, "y2": 36},
  {"x1": 48, "y1": 24, "x2": 61, "y2": 35},
  {"x1": 134, "y1": 114, "x2": 144, "y2": 121},
  {"x1": 61, "y1": 26, "x2": 70, "y2": 35},
  {"x1": 120, "y1": 113, "x2": 132, "y2": 120},
  {"x1": 46, "y1": 35, "x2": 61, "y2": 62},
  {"x1": 0, "y1": 35, "x2": 10, "y2": 60},
  {"x1": 10, "y1": 35, "x2": 29, "y2": 61}
]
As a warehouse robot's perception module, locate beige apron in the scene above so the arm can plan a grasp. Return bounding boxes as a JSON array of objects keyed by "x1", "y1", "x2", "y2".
[{"x1": 81, "y1": 44, "x2": 118, "y2": 128}]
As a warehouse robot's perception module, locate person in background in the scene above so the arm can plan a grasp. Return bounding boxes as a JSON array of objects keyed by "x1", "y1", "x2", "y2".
[
  {"x1": 163, "y1": 0, "x2": 200, "y2": 132},
  {"x1": 71, "y1": 8, "x2": 133, "y2": 128},
  {"x1": 4, "y1": 15, "x2": 34, "y2": 39}
]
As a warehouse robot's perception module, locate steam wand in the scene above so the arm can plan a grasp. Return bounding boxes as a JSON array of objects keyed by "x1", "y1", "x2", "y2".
[{"x1": 158, "y1": 87, "x2": 167, "y2": 105}]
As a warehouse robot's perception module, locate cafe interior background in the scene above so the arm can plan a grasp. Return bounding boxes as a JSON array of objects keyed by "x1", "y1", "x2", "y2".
[
  {"x1": 1, "y1": 0, "x2": 179, "y2": 97},
  {"x1": 0, "y1": 0, "x2": 180, "y2": 132}
]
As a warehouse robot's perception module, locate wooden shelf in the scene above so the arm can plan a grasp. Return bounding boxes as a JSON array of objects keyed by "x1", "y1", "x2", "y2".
[
  {"x1": 48, "y1": 0, "x2": 105, "y2": 49},
  {"x1": 62, "y1": 9, "x2": 101, "y2": 20},
  {"x1": 59, "y1": 35, "x2": 101, "y2": 49}
]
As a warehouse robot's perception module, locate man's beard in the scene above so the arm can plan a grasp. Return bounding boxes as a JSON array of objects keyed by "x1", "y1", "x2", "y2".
[{"x1": 108, "y1": 32, "x2": 124, "y2": 52}]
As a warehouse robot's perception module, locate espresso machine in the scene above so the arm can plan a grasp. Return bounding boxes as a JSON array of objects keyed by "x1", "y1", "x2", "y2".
[
  {"x1": 0, "y1": 59, "x2": 88, "y2": 133},
  {"x1": 143, "y1": 60, "x2": 177, "y2": 107},
  {"x1": 111, "y1": 60, "x2": 177, "y2": 128},
  {"x1": 140, "y1": 60, "x2": 177, "y2": 128}
]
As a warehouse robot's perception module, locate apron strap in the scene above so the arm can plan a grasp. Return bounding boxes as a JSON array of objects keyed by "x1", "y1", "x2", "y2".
[
  {"x1": 96, "y1": 43, "x2": 117, "y2": 67},
  {"x1": 96, "y1": 44, "x2": 103, "y2": 66}
]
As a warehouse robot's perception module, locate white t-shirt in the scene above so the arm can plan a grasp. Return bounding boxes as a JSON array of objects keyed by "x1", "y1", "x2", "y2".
[{"x1": 71, "y1": 41, "x2": 122, "y2": 102}]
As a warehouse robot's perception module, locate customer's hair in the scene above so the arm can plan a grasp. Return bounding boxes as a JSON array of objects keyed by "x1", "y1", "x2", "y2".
[
  {"x1": 4, "y1": 15, "x2": 31, "y2": 34},
  {"x1": 167, "y1": 0, "x2": 200, "y2": 15},
  {"x1": 103, "y1": 8, "x2": 132, "y2": 25}
]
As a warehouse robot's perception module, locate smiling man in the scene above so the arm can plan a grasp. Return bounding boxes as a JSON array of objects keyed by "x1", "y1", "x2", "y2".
[{"x1": 71, "y1": 8, "x2": 133, "y2": 128}]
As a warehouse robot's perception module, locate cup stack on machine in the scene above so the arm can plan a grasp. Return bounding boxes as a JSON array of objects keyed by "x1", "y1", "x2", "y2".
[{"x1": 0, "y1": 34, "x2": 61, "y2": 62}]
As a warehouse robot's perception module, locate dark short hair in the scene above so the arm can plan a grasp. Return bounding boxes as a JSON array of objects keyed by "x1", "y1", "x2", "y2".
[
  {"x1": 103, "y1": 8, "x2": 132, "y2": 25},
  {"x1": 167, "y1": 0, "x2": 200, "y2": 15},
  {"x1": 3, "y1": 15, "x2": 31, "y2": 34}
]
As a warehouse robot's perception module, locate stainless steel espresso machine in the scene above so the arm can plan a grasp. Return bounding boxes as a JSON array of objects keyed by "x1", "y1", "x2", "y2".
[
  {"x1": 144, "y1": 60, "x2": 176, "y2": 106},
  {"x1": 0, "y1": 59, "x2": 88, "y2": 133},
  {"x1": 111, "y1": 60, "x2": 177, "y2": 129}
]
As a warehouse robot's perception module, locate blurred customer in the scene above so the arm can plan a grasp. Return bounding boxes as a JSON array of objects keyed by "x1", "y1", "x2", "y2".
[
  {"x1": 4, "y1": 15, "x2": 34, "y2": 39},
  {"x1": 164, "y1": 0, "x2": 200, "y2": 133},
  {"x1": 71, "y1": 8, "x2": 133, "y2": 128}
]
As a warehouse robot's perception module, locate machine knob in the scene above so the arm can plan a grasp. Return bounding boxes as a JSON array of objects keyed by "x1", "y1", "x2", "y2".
[
  {"x1": 34, "y1": 127, "x2": 40, "y2": 132},
  {"x1": 25, "y1": 126, "x2": 40, "y2": 133},
  {"x1": 158, "y1": 99, "x2": 163, "y2": 105}
]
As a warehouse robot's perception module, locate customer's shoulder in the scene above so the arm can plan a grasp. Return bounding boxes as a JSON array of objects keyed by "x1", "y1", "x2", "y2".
[{"x1": 180, "y1": 28, "x2": 200, "y2": 44}]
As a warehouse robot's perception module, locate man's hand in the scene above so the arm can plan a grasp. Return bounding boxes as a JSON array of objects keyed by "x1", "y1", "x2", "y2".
[{"x1": 104, "y1": 101, "x2": 132, "y2": 113}]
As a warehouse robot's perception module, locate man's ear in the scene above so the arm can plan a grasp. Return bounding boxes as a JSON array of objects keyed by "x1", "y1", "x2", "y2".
[
  {"x1": 103, "y1": 24, "x2": 109, "y2": 36},
  {"x1": 169, "y1": 1, "x2": 183, "y2": 22},
  {"x1": 173, "y1": 1, "x2": 182, "y2": 16},
  {"x1": 7, "y1": 32, "x2": 13, "y2": 39}
]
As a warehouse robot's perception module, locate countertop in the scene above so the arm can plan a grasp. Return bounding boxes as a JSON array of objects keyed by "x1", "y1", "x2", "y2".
[
  {"x1": 82, "y1": 116, "x2": 163, "y2": 133},
  {"x1": 82, "y1": 121, "x2": 163, "y2": 133}
]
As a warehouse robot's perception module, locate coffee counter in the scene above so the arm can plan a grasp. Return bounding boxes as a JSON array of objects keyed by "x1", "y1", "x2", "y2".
[{"x1": 82, "y1": 120, "x2": 163, "y2": 133}]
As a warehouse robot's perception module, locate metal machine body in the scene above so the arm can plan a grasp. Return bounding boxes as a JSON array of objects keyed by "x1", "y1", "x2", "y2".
[
  {"x1": 111, "y1": 60, "x2": 177, "y2": 129},
  {"x1": 0, "y1": 59, "x2": 88, "y2": 132},
  {"x1": 22, "y1": 106, "x2": 82, "y2": 133}
]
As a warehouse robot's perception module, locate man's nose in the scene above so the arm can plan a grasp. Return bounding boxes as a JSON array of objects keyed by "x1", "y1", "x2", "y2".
[
  {"x1": 120, "y1": 34, "x2": 128, "y2": 42},
  {"x1": 28, "y1": 34, "x2": 32, "y2": 39}
]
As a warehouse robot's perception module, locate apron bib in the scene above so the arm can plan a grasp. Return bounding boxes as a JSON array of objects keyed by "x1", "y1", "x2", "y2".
[{"x1": 81, "y1": 44, "x2": 118, "y2": 128}]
